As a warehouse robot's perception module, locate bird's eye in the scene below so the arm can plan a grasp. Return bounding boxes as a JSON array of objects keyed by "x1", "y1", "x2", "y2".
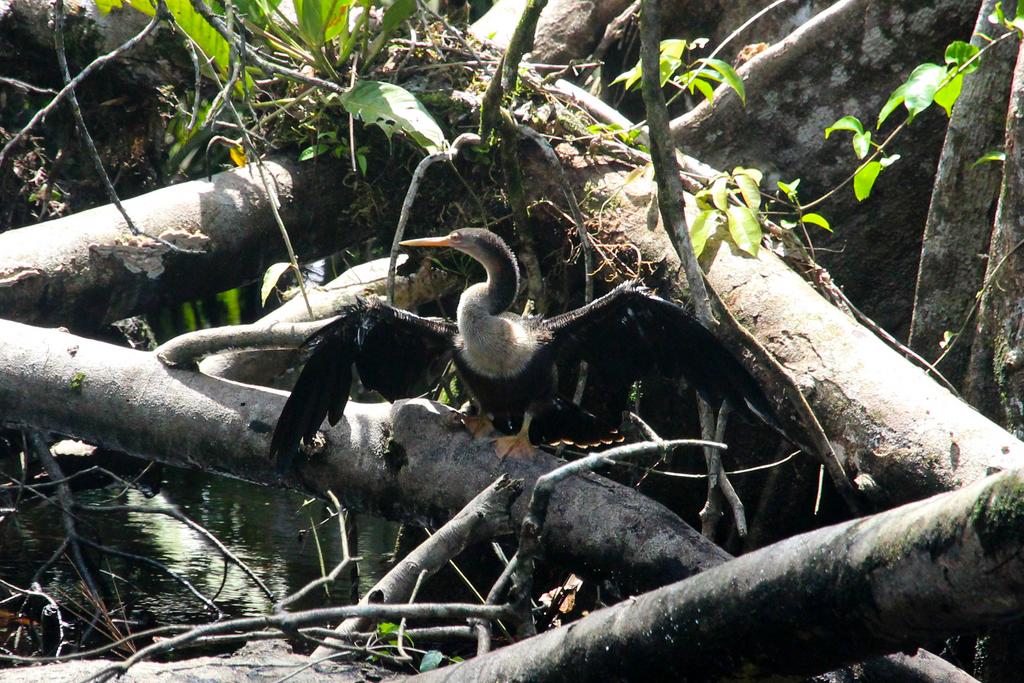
[{"x1": 449, "y1": 231, "x2": 460, "y2": 241}]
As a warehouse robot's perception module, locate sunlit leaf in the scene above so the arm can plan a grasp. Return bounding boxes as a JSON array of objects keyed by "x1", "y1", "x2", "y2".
[
  {"x1": 801, "y1": 212, "x2": 831, "y2": 232},
  {"x1": 726, "y1": 205, "x2": 761, "y2": 256},
  {"x1": 261, "y1": 262, "x2": 291, "y2": 305},
  {"x1": 777, "y1": 178, "x2": 800, "y2": 200},
  {"x1": 825, "y1": 115, "x2": 864, "y2": 138},
  {"x1": 852, "y1": 131, "x2": 871, "y2": 159},
  {"x1": 877, "y1": 83, "x2": 908, "y2": 128},
  {"x1": 879, "y1": 154, "x2": 901, "y2": 168},
  {"x1": 944, "y1": 40, "x2": 980, "y2": 73},
  {"x1": 972, "y1": 150, "x2": 1005, "y2": 167},
  {"x1": 695, "y1": 58, "x2": 745, "y2": 104},
  {"x1": 853, "y1": 160, "x2": 883, "y2": 201},
  {"x1": 340, "y1": 80, "x2": 446, "y2": 153},
  {"x1": 689, "y1": 209, "x2": 720, "y2": 256},
  {"x1": 710, "y1": 176, "x2": 729, "y2": 211},
  {"x1": 229, "y1": 146, "x2": 247, "y2": 167},
  {"x1": 688, "y1": 76, "x2": 716, "y2": 102},
  {"x1": 903, "y1": 63, "x2": 947, "y2": 118},
  {"x1": 734, "y1": 173, "x2": 761, "y2": 210},
  {"x1": 934, "y1": 73, "x2": 964, "y2": 116},
  {"x1": 733, "y1": 167, "x2": 763, "y2": 184},
  {"x1": 660, "y1": 39, "x2": 688, "y2": 61},
  {"x1": 611, "y1": 62, "x2": 642, "y2": 91}
]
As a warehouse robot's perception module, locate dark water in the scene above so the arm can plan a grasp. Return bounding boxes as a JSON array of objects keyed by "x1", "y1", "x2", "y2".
[{"x1": 0, "y1": 464, "x2": 400, "y2": 624}]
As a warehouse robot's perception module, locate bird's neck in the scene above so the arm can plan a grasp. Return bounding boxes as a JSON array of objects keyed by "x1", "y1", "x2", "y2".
[{"x1": 467, "y1": 237, "x2": 520, "y2": 315}]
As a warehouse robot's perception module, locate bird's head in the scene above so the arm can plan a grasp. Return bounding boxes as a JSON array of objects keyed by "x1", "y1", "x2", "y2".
[{"x1": 400, "y1": 228, "x2": 494, "y2": 261}]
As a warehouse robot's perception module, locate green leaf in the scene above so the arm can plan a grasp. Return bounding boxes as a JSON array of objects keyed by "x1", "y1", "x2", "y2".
[
  {"x1": 660, "y1": 39, "x2": 688, "y2": 61},
  {"x1": 611, "y1": 62, "x2": 642, "y2": 91},
  {"x1": 877, "y1": 83, "x2": 908, "y2": 128},
  {"x1": 972, "y1": 150, "x2": 1005, "y2": 167},
  {"x1": 801, "y1": 212, "x2": 832, "y2": 232},
  {"x1": 945, "y1": 40, "x2": 980, "y2": 73},
  {"x1": 934, "y1": 73, "x2": 964, "y2": 116},
  {"x1": 903, "y1": 63, "x2": 947, "y2": 118},
  {"x1": 261, "y1": 262, "x2": 291, "y2": 305},
  {"x1": 824, "y1": 115, "x2": 864, "y2": 139},
  {"x1": 733, "y1": 167, "x2": 763, "y2": 184},
  {"x1": 726, "y1": 205, "x2": 761, "y2": 256},
  {"x1": 420, "y1": 650, "x2": 444, "y2": 672},
  {"x1": 710, "y1": 176, "x2": 729, "y2": 211},
  {"x1": 340, "y1": 81, "x2": 447, "y2": 153},
  {"x1": 377, "y1": 622, "x2": 399, "y2": 635},
  {"x1": 689, "y1": 209, "x2": 720, "y2": 257},
  {"x1": 292, "y1": 0, "x2": 351, "y2": 46},
  {"x1": 777, "y1": 178, "x2": 800, "y2": 200},
  {"x1": 734, "y1": 173, "x2": 761, "y2": 210},
  {"x1": 99, "y1": 0, "x2": 255, "y2": 91},
  {"x1": 299, "y1": 143, "x2": 330, "y2": 160},
  {"x1": 695, "y1": 58, "x2": 745, "y2": 104},
  {"x1": 989, "y1": 2, "x2": 1006, "y2": 26},
  {"x1": 852, "y1": 131, "x2": 872, "y2": 159},
  {"x1": 233, "y1": 0, "x2": 282, "y2": 26},
  {"x1": 853, "y1": 160, "x2": 883, "y2": 201},
  {"x1": 377, "y1": 0, "x2": 415, "y2": 40},
  {"x1": 688, "y1": 76, "x2": 716, "y2": 102}
]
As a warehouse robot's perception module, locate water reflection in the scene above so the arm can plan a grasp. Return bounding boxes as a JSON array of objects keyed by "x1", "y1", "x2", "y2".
[{"x1": 0, "y1": 465, "x2": 399, "y2": 623}]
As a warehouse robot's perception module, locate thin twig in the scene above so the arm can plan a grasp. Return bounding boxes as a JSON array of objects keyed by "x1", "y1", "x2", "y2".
[{"x1": 386, "y1": 132, "x2": 483, "y2": 304}]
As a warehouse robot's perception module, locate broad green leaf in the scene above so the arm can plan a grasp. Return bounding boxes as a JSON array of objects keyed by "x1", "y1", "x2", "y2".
[
  {"x1": 695, "y1": 58, "x2": 745, "y2": 104},
  {"x1": 733, "y1": 167, "x2": 763, "y2": 184},
  {"x1": 299, "y1": 143, "x2": 330, "y2": 160},
  {"x1": 102, "y1": 0, "x2": 237, "y2": 82},
  {"x1": 853, "y1": 160, "x2": 883, "y2": 201},
  {"x1": 376, "y1": 0, "x2": 415, "y2": 42},
  {"x1": 693, "y1": 189, "x2": 715, "y2": 211},
  {"x1": 734, "y1": 173, "x2": 761, "y2": 210},
  {"x1": 611, "y1": 62, "x2": 642, "y2": 91},
  {"x1": 660, "y1": 39, "x2": 688, "y2": 61},
  {"x1": 234, "y1": 0, "x2": 282, "y2": 26},
  {"x1": 934, "y1": 73, "x2": 964, "y2": 116},
  {"x1": 420, "y1": 651, "x2": 444, "y2": 672},
  {"x1": 261, "y1": 262, "x2": 291, "y2": 305},
  {"x1": 852, "y1": 131, "x2": 871, "y2": 159},
  {"x1": 710, "y1": 176, "x2": 729, "y2": 211},
  {"x1": 825, "y1": 115, "x2": 864, "y2": 138},
  {"x1": 801, "y1": 212, "x2": 831, "y2": 232},
  {"x1": 340, "y1": 81, "x2": 447, "y2": 153},
  {"x1": 688, "y1": 76, "x2": 716, "y2": 102},
  {"x1": 292, "y1": 0, "x2": 351, "y2": 47},
  {"x1": 660, "y1": 56, "x2": 680, "y2": 86},
  {"x1": 689, "y1": 209, "x2": 720, "y2": 256},
  {"x1": 726, "y1": 205, "x2": 761, "y2": 256},
  {"x1": 945, "y1": 40, "x2": 980, "y2": 73},
  {"x1": 972, "y1": 150, "x2": 1005, "y2": 167},
  {"x1": 903, "y1": 63, "x2": 947, "y2": 118},
  {"x1": 877, "y1": 83, "x2": 908, "y2": 128},
  {"x1": 377, "y1": 622, "x2": 399, "y2": 635}
]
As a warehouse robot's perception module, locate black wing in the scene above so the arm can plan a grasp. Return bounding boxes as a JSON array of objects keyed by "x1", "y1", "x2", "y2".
[
  {"x1": 270, "y1": 299, "x2": 456, "y2": 470},
  {"x1": 541, "y1": 282, "x2": 779, "y2": 432}
]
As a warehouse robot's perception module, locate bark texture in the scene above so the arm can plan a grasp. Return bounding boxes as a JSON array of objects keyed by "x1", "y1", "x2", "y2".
[
  {"x1": 0, "y1": 318, "x2": 730, "y2": 595},
  {"x1": 0, "y1": 157, "x2": 362, "y2": 331},
  {"x1": 965, "y1": 40, "x2": 1024, "y2": 437},
  {"x1": 671, "y1": 0, "x2": 977, "y2": 336},
  {"x1": 908, "y1": 0, "x2": 1017, "y2": 384},
  {"x1": 411, "y1": 467, "x2": 1024, "y2": 682}
]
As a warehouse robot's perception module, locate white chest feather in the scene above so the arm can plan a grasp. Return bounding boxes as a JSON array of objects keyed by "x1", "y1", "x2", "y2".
[{"x1": 457, "y1": 289, "x2": 540, "y2": 378}]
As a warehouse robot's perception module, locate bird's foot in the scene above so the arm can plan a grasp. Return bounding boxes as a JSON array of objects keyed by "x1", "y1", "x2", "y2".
[
  {"x1": 494, "y1": 433, "x2": 535, "y2": 459},
  {"x1": 456, "y1": 413, "x2": 497, "y2": 438}
]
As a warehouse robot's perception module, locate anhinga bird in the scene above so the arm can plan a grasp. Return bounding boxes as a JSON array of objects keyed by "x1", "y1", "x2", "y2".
[{"x1": 270, "y1": 229, "x2": 779, "y2": 469}]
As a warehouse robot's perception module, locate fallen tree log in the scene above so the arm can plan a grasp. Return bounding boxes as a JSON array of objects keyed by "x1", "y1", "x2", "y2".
[
  {"x1": 0, "y1": 317, "x2": 729, "y2": 594},
  {"x1": 0, "y1": 156, "x2": 362, "y2": 331},
  {"x1": 410, "y1": 465, "x2": 1024, "y2": 682}
]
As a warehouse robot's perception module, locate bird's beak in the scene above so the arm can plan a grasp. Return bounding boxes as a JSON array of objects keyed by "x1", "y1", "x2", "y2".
[{"x1": 399, "y1": 236, "x2": 453, "y2": 248}]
